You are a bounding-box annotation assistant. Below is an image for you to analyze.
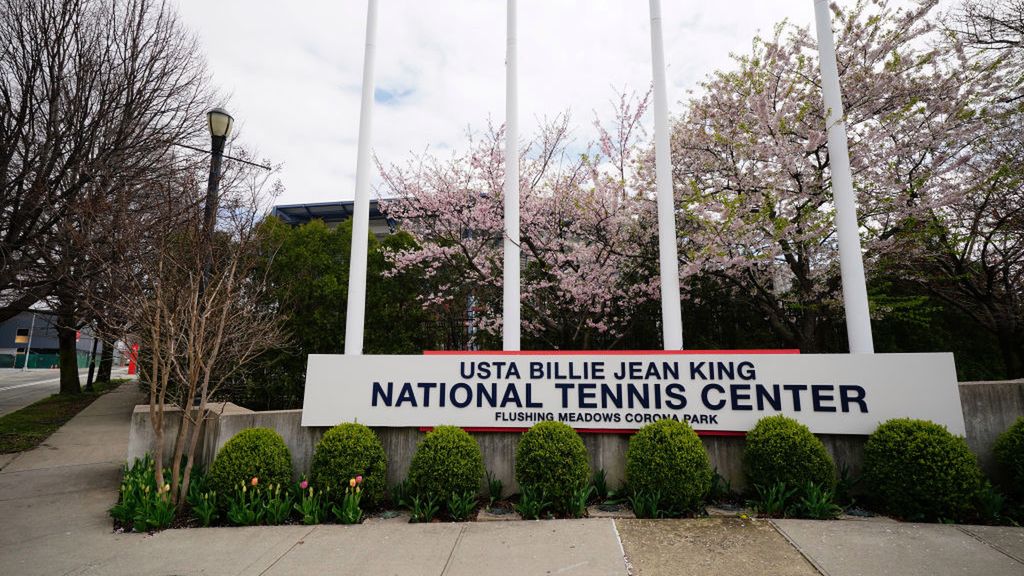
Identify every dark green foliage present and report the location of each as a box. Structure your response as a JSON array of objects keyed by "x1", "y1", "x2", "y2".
[
  {"x1": 515, "y1": 421, "x2": 591, "y2": 515},
  {"x1": 708, "y1": 467, "x2": 734, "y2": 503},
  {"x1": 190, "y1": 490, "x2": 218, "y2": 526},
  {"x1": 568, "y1": 485, "x2": 594, "y2": 518},
  {"x1": 747, "y1": 482, "x2": 797, "y2": 517},
  {"x1": 863, "y1": 418, "x2": 984, "y2": 522},
  {"x1": 446, "y1": 491, "x2": 478, "y2": 521},
  {"x1": 486, "y1": 471, "x2": 503, "y2": 507},
  {"x1": 977, "y1": 482, "x2": 1007, "y2": 524},
  {"x1": 748, "y1": 481, "x2": 842, "y2": 519},
  {"x1": 868, "y1": 279, "x2": 1009, "y2": 381},
  {"x1": 514, "y1": 485, "x2": 550, "y2": 520},
  {"x1": 408, "y1": 426, "x2": 485, "y2": 503},
  {"x1": 592, "y1": 469, "x2": 609, "y2": 500},
  {"x1": 793, "y1": 482, "x2": 843, "y2": 520},
  {"x1": 834, "y1": 463, "x2": 860, "y2": 508},
  {"x1": 185, "y1": 468, "x2": 218, "y2": 526},
  {"x1": 238, "y1": 218, "x2": 439, "y2": 410},
  {"x1": 390, "y1": 479, "x2": 412, "y2": 509},
  {"x1": 209, "y1": 428, "x2": 293, "y2": 498},
  {"x1": 310, "y1": 422, "x2": 387, "y2": 507},
  {"x1": 629, "y1": 489, "x2": 665, "y2": 519},
  {"x1": 109, "y1": 454, "x2": 177, "y2": 532},
  {"x1": 993, "y1": 417, "x2": 1024, "y2": 500},
  {"x1": 744, "y1": 415, "x2": 836, "y2": 490},
  {"x1": 409, "y1": 493, "x2": 440, "y2": 523},
  {"x1": 625, "y1": 419, "x2": 712, "y2": 514}
]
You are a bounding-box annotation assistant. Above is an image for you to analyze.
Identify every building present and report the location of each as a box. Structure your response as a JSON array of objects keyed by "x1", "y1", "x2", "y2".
[
  {"x1": 271, "y1": 199, "x2": 395, "y2": 237},
  {"x1": 0, "y1": 311, "x2": 102, "y2": 369}
]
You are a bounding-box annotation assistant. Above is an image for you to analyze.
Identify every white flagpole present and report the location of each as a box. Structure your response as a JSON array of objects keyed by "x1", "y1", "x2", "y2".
[
  {"x1": 503, "y1": 0, "x2": 521, "y2": 351},
  {"x1": 344, "y1": 0, "x2": 378, "y2": 355},
  {"x1": 648, "y1": 0, "x2": 684, "y2": 350},
  {"x1": 813, "y1": 0, "x2": 874, "y2": 353}
]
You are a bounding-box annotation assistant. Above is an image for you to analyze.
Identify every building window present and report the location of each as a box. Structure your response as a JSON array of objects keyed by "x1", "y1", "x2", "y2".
[{"x1": 14, "y1": 327, "x2": 29, "y2": 344}]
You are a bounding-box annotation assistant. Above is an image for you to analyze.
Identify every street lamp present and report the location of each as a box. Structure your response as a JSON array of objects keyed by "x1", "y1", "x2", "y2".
[
  {"x1": 202, "y1": 107, "x2": 233, "y2": 289},
  {"x1": 207, "y1": 107, "x2": 233, "y2": 141},
  {"x1": 204, "y1": 107, "x2": 233, "y2": 232}
]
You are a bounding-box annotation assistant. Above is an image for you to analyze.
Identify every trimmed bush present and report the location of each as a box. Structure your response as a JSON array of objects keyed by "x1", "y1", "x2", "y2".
[
  {"x1": 863, "y1": 418, "x2": 983, "y2": 521},
  {"x1": 408, "y1": 426, "x2": 485, "y2": 503},
  {"x1": 310, "y1": 422, "x2": 387, "y2": 507},
  {"x1": 626, "y1": 419, "x2": 712, "y2": 513},
  {"x1": 515, "y1": 421, "x2": 590, "y2": 514},
  {"x1": 744, "y1": 415, "x2": 835, "y2": 490},
  {"x1": 209, "y1": 428, "x2": 293, "y2": 497},
  {"x1": 992, "y1": 417, "x2": 1024, "y2": 500}
]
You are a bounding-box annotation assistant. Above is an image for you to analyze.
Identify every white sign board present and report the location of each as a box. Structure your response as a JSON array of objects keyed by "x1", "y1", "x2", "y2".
[{"x1": 301, "y1": 352, "x2": 966, "y2": 436}]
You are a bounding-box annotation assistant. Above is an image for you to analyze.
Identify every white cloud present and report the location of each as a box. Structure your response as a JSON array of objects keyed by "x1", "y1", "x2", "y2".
[{"x1": 172, "y1": 1, "x2": 829, "y2": 204}]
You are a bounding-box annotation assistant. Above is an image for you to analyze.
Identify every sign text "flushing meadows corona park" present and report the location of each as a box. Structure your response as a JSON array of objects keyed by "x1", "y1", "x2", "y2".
[{"x1": 369, "y1": 359, "x2": 869, "y2": 418}]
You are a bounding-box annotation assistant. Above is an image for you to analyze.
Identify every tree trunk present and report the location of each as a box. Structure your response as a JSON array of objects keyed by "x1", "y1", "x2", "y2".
[
  {"x1": 57, "y1": 312, "x2": 81, "y2": 395},
  {"x1": 97, "y1": 340, "x2": 114, "y2": 382},
  {"x1": 997, "y1": 330, "x2": 1024, "y2": 379}
]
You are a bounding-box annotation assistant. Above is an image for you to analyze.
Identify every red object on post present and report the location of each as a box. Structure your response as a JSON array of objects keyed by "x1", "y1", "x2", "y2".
[{"x1": 128, "y1": 343, "x2": 139, "y2": 375}]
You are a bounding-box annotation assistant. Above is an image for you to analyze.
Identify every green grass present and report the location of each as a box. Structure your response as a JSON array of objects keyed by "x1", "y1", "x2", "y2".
[{"x1": 0, "y1": 378, "x2": 129, "y2": 454}]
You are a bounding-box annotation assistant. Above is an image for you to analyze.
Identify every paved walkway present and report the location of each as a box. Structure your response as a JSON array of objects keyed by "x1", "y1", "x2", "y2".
[
  {"x1": 0, "y1": 367, "x2": 130, "y2": 417},
  {"x1": 0, "y1": 382, "x2": 1022, "y2": 575}
]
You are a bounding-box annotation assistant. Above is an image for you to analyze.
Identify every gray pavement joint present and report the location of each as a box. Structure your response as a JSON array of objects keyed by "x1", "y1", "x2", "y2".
[
  {"x1": 957, "y1": 525, "x2": 1024, "y2": 565},
  {"x1": 439, "y1": 524, "x2": 469, "y2": 576},
  {"x1": 256, "y1": 525, "x2": 318, "y2": 576},
  {"x1": 768, "y1": 519, "x2": 828, "y2": 576}
]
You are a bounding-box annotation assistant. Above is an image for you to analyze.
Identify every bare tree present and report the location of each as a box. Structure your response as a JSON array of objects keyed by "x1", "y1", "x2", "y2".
[
  {"x1": 951, "y1": 0, "x2": 1024, "y2": 50},
  {"x1": 0, "y1": 0, "x2": 212, "y2": 392},
  {"x1": 96, "y1": 149, "x2": 285, "y2": 507}
]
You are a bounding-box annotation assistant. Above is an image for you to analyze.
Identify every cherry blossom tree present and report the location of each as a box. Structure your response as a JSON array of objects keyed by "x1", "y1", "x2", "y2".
[
  {"x1": 669, "y1": 0, "x2": 1002, "y2": 352},
  {"x1": 380, "y1": 95, "x2": 660, "y2": 350}
]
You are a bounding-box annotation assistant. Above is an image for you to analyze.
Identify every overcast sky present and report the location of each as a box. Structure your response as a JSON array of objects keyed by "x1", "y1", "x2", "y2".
[{"x1": 172, "y1": 1, "x2": 848, "y2": 206}]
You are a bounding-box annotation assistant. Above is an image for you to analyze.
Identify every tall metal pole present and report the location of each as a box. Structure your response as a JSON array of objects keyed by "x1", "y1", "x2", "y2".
[
  {"x1": 344, "y1": 0, "x2": 379, "y2": 355},
  {"x1": 813, "y1": 0, "x2": 874, "y2": 353},
  {"x1": 21, "y1": 312, "x2": 36, "y2": 371},
  {"x1": 648, "y1": 0, "x2": 684, "y2": 350},
  {"x1": 201, "y1": 133, "x2": 226, "y2": 296},
  {"x1": 503, "y1": 0, "x2": 521, "y2": 351}
]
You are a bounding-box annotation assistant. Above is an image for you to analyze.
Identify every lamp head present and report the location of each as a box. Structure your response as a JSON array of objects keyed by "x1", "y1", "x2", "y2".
[{"x1": 207, "y1": 107, "x2": 234, "y2": 139}]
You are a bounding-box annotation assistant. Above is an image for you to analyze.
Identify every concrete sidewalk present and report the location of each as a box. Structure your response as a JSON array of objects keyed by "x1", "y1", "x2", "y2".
[{"x1": 1, "y1": 381, "x2": 1022, "y2": 576}]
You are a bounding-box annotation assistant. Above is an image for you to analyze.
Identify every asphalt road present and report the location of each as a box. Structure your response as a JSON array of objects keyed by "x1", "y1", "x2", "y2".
[{"x1": 0, "y1": 368, "x2": 127, "y2": 418}]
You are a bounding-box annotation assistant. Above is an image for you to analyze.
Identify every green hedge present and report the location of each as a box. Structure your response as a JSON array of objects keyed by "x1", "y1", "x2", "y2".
[
  {"x1": 408, "y1": 426, "x2": 484, "y2": 502},
  {"x1": 863, "y1": 418, "x2": 983, "y2": 521},
  {"x1": 626, "y1": 419, "x2": 712, "y2": 513},
  {"x1": 515, "y1": 421, "x2": 590, "y2": 514},
  {"x1": 743, "y1": 415, "x2": 835, "y2": 490},
  {"x1": 209, "y1": 428, "x2": 293, "y2": 496},
  {"x1": 310, "y1": 422, "x2": 387, "y2": 507},
  {"x1": 993, "y1": 417, "x2": 1024, "y2": 500}
]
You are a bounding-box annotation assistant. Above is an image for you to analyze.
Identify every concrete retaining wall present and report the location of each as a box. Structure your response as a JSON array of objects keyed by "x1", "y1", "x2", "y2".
[
  {"x1": 127, "y1": 380, "x2": 1024, "y2": 493},
  {"x1": 959, "y1": 379, "x2": 1024, "y2": 481}
]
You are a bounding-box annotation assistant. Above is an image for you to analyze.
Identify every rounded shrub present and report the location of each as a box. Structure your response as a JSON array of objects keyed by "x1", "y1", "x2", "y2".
[
  {"x1": 863, "y1": 418, "x2": 983, "y2": 521},
  {"x1": 515, "y1": 421, "x2": 590, "y2": 514},
  {"x1": 310, "y1": 422, "x2": 387, "y2": 507},
  {"x1": 744, "y1": 415, "x2": 835, "y2": 490},
  {"x1": 626, "y1": 419, "x2": 712, "y2": 513},
  {"x1": 209, "y1": 427, "x2": 293, "y2": 496},
  {"x1": 992, "y1": 417, "x2": 1024, "y2": 500},
  {"x1": 408, "y1": 425, "x2": 485, "y2": 502}
]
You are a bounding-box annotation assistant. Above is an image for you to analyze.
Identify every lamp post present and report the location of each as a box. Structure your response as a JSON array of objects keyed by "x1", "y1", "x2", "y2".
[{"x1": 202, "y1": 108, "x2": 234, "y2": 290}]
